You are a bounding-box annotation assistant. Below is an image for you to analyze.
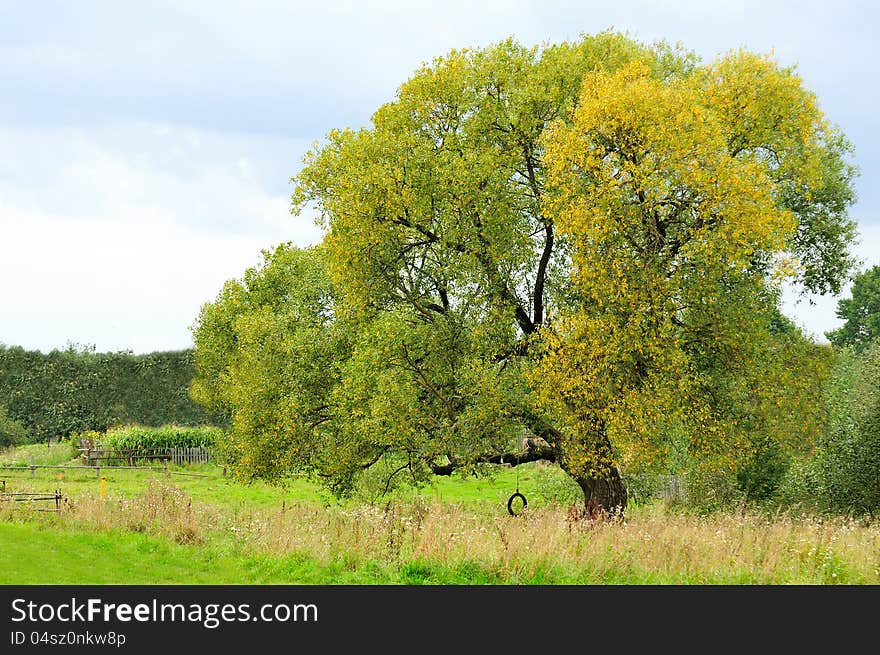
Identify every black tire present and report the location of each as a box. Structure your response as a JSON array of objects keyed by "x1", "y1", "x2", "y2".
[{"x1": 507, "y1": 491, "x2": 527, "y2": 516}]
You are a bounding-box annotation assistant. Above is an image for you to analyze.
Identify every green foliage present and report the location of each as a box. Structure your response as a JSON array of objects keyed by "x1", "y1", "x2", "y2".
[
  {"x1": 777, "y1": 343, "x2": 880, "y2": 515},
  {"x1": 725, "y1": 309, "x2": 832, "y2": 503},
  {"x1": 826, "y1": 265, "x2": 880, "y2": 351},
  {"x1": 775, "y1": 456, "x2": 823, "y2": 511},
  {"x1": 0, "y1": 403, "x2": 29, "y2": 448},
  {"x1": 815, "y1": 345, "x2": 880, "y2": 514},
  {"x1": 0, "y1": 344, "x2": 226, "y2": 441},
  {"x1": 102, "y1": 425, "x2": 222, "y2": 450},
  {"x1": 622, "y1": 473, "x2": 674, "y2": 508},
  {"x1": 642, "y1": 304, "x2": 832, "y2": 511},
  {"x1": 532, "y1": 464, "x2": 584, "y2": 506},
  {"x1": 681, "y1": 465, "x2": 741, "y2": 514},
  {"x1": 735, "y1": 437, "x2": 788, "y2": 502},
  {"x1": 349, "y1": 454, "x2": 424, "y2": 504},
  {"x1": 193, "y1": 33, "x2": 856, "y2": 515},
  {"x1": 68, "y1": 429, "x2": 103, "y2": 446},
  {"x1": 191, "y1": 244, "x2": 350, "y2": 484}
]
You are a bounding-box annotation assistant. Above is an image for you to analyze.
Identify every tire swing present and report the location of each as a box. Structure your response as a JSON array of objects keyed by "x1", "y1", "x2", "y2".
[
  {"x1": 507, "y1": 491, "x2": 527, "y2": 516},
  {"x1": 506, "y1": 462, "x2": 528, "y2": 517}
]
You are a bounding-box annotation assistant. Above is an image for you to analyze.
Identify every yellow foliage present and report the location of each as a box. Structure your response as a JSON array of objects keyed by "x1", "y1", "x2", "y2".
[{"x1": 532, "y1": 51, "x2": 829, "y2": 477}]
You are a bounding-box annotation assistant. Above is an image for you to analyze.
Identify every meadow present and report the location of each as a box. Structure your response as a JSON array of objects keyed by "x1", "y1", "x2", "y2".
[{"x1": 1, "y1": 444, "x2": 878, "y2": 585}]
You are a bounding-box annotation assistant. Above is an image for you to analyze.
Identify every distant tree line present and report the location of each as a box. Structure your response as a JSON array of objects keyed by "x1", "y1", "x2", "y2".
[{"x1": 0, "y1": 344, "x2": 227, "y2": 444}]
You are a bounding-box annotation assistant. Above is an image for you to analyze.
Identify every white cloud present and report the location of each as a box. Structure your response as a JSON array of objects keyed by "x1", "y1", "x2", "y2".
[
  {"x1": 0, "y1": 123, "x2": 323, "y2": 353},
  {"x1": 0, "y1": 123, "x2": 315, "y2": 238},
  {"x1": 0, "y1": 202, "x2": 318, "y2": 354}
]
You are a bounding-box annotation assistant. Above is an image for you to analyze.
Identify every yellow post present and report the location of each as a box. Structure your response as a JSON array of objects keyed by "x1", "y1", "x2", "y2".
[{"x1": 100, "y1": 476, "x2": 106, "y2": 499}]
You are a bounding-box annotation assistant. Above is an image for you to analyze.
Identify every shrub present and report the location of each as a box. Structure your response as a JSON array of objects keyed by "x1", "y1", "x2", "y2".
[
  {"x1": 816, "y1": 344, "x2": 880, "y2": 515},
  {"x1": 351, "y1": 455, "x2": 413, "y2": 504},
  {"x1": 778, "y1": 342, "x2": 880, "y2": 515},
  {"x1": 735, "y1": 437, "x2": 788, "y2": 503},
  {"x1": 0, "y1": 403, "x2": 29, "y2": 448},
  {"x1": 681, "y1": 463, "x2": 741, "y2": 514},
  {"x1": 533, "y1": 464, "x2": 583, "y2": 507},
  {"x1": 776, "y1": 456, "x2": 822, "y2": 511},
  {"x1": 0, "y1": 344, "x2": 227, "y2": 441}
]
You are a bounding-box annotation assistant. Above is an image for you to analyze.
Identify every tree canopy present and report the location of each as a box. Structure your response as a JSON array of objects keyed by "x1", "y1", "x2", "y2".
[
  {"x1": 193, "y1": 33, "x2": 857, "y2": 515},
  {"x1": 826, "y1": 264, "x2": 880, "y2": 351}
]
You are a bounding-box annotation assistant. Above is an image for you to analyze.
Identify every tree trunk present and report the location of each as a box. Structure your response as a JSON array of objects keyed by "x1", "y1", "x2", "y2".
[
  {"x1": 557, "y1": 420, "x2": 628, "y2": 519},
  {"x1": 571, "y1": 467, "x2": 628, "y2": 519}
]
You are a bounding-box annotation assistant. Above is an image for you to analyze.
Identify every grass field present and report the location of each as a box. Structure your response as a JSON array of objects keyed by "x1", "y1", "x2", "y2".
[
  {"x1": 1, "y1": 445, "x2": 878, "y2": 584},
  {"x1": 0, "y1": 442, "x2": 79, "y2": 467}
]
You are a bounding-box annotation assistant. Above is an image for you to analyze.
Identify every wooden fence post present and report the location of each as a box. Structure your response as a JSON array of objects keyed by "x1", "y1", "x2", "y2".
[{"x1": 30, "y1": 455, "x2": 35, "y2": 477}]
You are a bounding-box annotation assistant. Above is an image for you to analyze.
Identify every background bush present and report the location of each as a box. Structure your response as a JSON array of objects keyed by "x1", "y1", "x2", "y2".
[
  {"x1": 735, "y1": 437, "x2": 788, "y2": 503},
  {"x1": 815, "y1": 343, "x2": 880, "y2": 514},
  {"x1": 778, "y1": 342, "x2": 880, "y2": 516},
  {"x1": 0, "y1": 402, "x2": 29, "y2": 448},
  {"x1": 532, "y1": 464, "x2": 583, "y2": 506}
]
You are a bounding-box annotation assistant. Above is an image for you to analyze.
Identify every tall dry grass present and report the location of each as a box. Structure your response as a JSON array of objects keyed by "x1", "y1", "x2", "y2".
[{"x1": 14, "y1": 481, "x2": 877, "y2": 583}]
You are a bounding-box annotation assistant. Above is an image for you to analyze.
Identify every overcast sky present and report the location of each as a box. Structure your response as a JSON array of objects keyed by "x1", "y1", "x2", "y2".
[{"x1": 1, "y1": 1, "x2": 877, "y2": 353}]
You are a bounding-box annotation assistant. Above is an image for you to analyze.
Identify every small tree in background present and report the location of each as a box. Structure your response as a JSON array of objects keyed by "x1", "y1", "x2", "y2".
[
  {"x1": 826, "y1": 264, "x2": 880, "y2": 352},
  {"x1": 779, "y1": 343, "x2": 880, "y2": 516},
  {"x1": 0, "y1": 402, "x2": 29, "y2": 448},
  {"x1": 191, "y1": 244, "x2": 351, "y2": 483}
]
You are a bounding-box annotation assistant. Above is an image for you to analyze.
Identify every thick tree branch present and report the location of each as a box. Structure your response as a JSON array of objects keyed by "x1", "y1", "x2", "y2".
[
  {"x1": 533, "y1": 221, "x2": 553, "y2": 326},
  {"x1": 492, "y1": 338, "x2": 530, "y2": 363},
  {"x1": 429, "y1": 440, "x2": 557, "y2": 475},
  {"x1": 522, "y1": 143, "x2": 553, "y2": 327},
  {"x1": 472, "y1": 247, "x2": 536, "y2": 335}
]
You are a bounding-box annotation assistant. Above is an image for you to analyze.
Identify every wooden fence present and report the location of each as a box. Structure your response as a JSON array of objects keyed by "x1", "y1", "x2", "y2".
[
  {"x1": 0, "y1": 489, "x2": 64, "y2": 512},
  {"x1": 77, "y1": 444, "x2": 214, "y2": 467},
  {"x1": 80, "y1": 448, "x2": 171, "y2": 467},
  {"x1": 170, "y1": 447, "x2": 213, "y2": 465},
  {"x1": 656, "y1": 475, "x2": 686, "y2": 502}
]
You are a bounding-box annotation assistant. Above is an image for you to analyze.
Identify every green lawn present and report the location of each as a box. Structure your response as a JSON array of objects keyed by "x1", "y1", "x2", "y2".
[
  {"x1": 0, "y1": 522, "x2": 558, "y2": 584},
  {"x1": 0, "y1": 442, "x2": 78, "y2": 467},
  {"x1": 0, "y1": 459, "x2": 588, "y2": 584},
  {"x1": 0, "y1": 458, "x2": 572, "y2": 512}
]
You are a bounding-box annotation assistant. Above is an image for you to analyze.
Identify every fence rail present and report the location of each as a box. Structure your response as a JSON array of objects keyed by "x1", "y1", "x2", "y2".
[
  {"x1": 0, "y1": 489, "x2": 64, "y2": 512},
  {"x1": 79, "y1": 447, "x2": 171, "y2": 466}
]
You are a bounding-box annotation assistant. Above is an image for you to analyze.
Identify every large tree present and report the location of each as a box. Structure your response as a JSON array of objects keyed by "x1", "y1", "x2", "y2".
[{"x1": 194, "y1": 34, "x2": 856, "y2": 515}]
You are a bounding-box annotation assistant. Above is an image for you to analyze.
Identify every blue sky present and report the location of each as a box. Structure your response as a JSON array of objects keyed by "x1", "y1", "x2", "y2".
[{"x1": 1, "y1": 1, "x2": 877, "y2": 353}]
